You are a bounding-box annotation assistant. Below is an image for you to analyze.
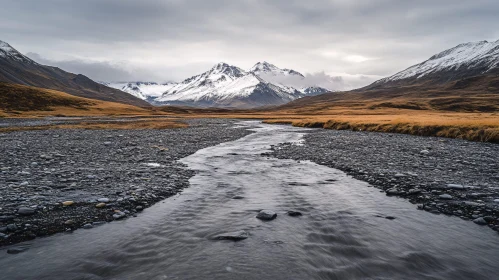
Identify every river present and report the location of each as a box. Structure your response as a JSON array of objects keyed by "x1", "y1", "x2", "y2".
[{"x1": 1, "y1": 121, "x2": 498, "y2": 279}]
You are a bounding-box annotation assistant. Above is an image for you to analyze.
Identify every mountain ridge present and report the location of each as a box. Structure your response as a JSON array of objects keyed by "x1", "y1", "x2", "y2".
[
  {"x1": 0, "y1": 40, "x2": 150, "y2": 107},
  {"x1": 368, "y1": 39, "x2": 499, "y2": 89},
  {"x1": 105, "y1": 61, "x2": 330, "y2": 108}
]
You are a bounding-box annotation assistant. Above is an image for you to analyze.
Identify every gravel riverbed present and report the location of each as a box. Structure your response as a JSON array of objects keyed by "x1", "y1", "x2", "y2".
[
  {"x1": 0, "y1": 119, "x2": 251, "y2": 246},
  {"x1": 1, "y1": 118, "x2": 498, "y2": 248},
  {"x1": 268, "y1": 127, "x2": 499, "y2": 233}
]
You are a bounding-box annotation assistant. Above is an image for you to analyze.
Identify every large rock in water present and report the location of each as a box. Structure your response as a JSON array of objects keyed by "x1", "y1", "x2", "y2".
[
  {"x1": 214, "y1": 231, "x2": 249, "y2": 241},
  {"x1": 256, "y1": 210, "x2": 277, "y2": 221}
]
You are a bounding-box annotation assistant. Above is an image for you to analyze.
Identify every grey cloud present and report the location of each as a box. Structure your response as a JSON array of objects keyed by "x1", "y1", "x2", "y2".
[
  {"x1": 2, "y1": 0, "x2": 499, "y2": 85},
  {"x1": 26, "y1": 53, "x2": 152, "y2": 82},
  {"x1": 259, "y1": 71, "x2": 380, "y2": 91}
]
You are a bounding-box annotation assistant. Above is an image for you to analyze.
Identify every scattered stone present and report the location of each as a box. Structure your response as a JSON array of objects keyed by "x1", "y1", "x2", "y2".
[
  {"x1": 386, "y1": 188, "x2": 402, "y2": 195},
  {"x1": 214, "y1": 231, "x2": 249, "y2": 241},
  {"x1": 232, "y1": 195, "x2": 244, "y2": 199},
  {"x1": 385, "y1": 216, "x2": 396, "y2": 220},
  {"x1": 0, "y1": 216, "x2": 15, "y2": 222},
  {"x1": 95, "y1": 203, "x2": 106, "y2": 208},
  {"x1": 483, "y1": 216, "x2": 495, "y2": 223},
  {"x1": 7, "y1": 247, "x2": 29, "y2": 254},
  {"x1": 473, "y1": 217, "x2": 488, "y2": 225},
  {"x1": 420, "y1": 150, "x2": 430, "y2": 155},
  {"x1": 439, "y1": 194, "x2": 453, "y2": 200},
  {"x1": 287, "y1": 211, "x2": 302, "y2": 217},
  {"x1": 64, "y1": 220, "x2": 75, "y2": 225},
  {"x1": 447, "y1": 184, "x2": 465, "y2": 189},
  {"x1": 62, "y1": 201, "x2": 74, "y2": 206},
  {"x1": 135, "y1": 206, "x2": 143, "y2": 211},
  {"x1": 17, "y1": 207, "x2": 36, "y2": 216},
  {"x1": 113, "y1": 211, "x2": 126, "y2": 220},
  {"x1": 7, "y1": 224, "x2": 17, "y2": 232},
  {"x1": 83, "y1": 224, "x2": 93, "y2": 229},
  {"x1": 408, "y1": 189, "x2": 422, "y2": 195},
  {"x1": 256, "y1": 210, "x2": 277, "y2": 221},
  {"x1": 97, "y1": 198, "x2": 110, "y2": 203}
]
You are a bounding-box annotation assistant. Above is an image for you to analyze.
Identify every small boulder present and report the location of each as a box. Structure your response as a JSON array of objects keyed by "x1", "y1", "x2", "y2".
[
  {"x1": 214, "y1": 231, "x2": 249, "y2": 241},
  {"x1": 287, "y1": 211, "x2": 302, "y2": 217},
  {"x1": 439, "y1": 194, "x2": 453, "y2": 200},
  {"x1": 447, "y1": 184, "x2": 464, "y2": 190},
  {"x1": 232, "y1": 196, "x2": 244, "y2": 200},
  {"x1": 62, "y1": 201, "x2": 74, "y2": 206},
  {"x1": 7, "y1": 247, "x2": 29, "y2": 254},
  {"x1": 83, "y1": 224, "x2": 93, "y2": 229},
  {"x1": 113, "y1": 211, "x2": 126, "y2": 220},
  {"x1": 256, "y1": 210, "x2": 277, "y2": 221},
  {"x1": 17, "y1": 207, "x2": 36, "y2": 216},
  {"x1": 473, "y1": 217, "x2": 487, "y2": 225},
  {"x1": 386, "y1": 188, "x2": 402, "y2": 195},
  {"x1": 408, "y1": 189, "x2": 422, "y2": 195}
]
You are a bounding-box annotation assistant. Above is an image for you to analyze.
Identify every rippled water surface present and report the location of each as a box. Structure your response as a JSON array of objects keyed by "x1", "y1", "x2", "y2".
[{"x1": 1, "y1": 121, "x2": 498, "y2": 280}]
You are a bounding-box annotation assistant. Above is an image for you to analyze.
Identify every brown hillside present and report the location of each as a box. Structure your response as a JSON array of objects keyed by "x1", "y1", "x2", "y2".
[{"x1": 0, "y1": 82, "x2": 152, "y2": 117}]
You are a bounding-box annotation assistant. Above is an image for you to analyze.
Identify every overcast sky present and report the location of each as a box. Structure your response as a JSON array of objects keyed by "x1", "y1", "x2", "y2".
[{"x1": 2, "y1": 0, "x2": 499, "y2": 89}]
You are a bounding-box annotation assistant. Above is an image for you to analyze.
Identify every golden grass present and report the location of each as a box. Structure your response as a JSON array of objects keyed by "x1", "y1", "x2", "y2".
[
  {"x1": 0, "y1": 119, "x2": 187, "y2": 133},
  {"x1": 260, "y1": 111, "x2": 499, "y2": 143},
  {"x1": 1, "y1": 81, "x2": 498, "y2": 143},
  {"x1": 159, "y1": 106, "x2": 499, "y2": 143}
]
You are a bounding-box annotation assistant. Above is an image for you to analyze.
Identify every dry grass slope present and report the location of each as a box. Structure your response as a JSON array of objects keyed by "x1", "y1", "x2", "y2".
[{"x1": 0, "y1": 82, "x2": 160, "y2": 117}]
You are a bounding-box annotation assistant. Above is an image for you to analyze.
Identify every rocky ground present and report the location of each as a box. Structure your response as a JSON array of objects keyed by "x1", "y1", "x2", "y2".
[
  {"x1": 0, "y1": 118, "x2": 251, "y2": 246},
  {"x1": 267, "y1": 128, "x2": 499, "y2": 233}
]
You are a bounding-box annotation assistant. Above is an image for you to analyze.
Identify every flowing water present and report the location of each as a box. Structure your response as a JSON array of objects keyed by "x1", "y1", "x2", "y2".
[{"x1": 1, "y1": 121, "x2": 498, "y2": 280}]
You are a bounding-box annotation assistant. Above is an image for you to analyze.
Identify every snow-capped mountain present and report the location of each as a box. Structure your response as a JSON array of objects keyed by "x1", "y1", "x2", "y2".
[
  {"x1": 154, "y1": 62, "x2": 300, "y2": 108},
  {"x1": 102, "y1": 82, "x2": 177, "y2": 101},
  {"x1": 152, "y1": 62, "x2": 329, "y2": 108},
  {"x1": 371, "y1": 39, "x2": 499, "y2": 87}
]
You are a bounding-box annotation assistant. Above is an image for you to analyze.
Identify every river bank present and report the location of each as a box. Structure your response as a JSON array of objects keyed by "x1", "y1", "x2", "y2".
[
  {"x1": 0, "y1": 118, "x2": 251, "y2": 246},
  {"x1": 268, "y1": 126, "x2": 499, "y2": 232}
]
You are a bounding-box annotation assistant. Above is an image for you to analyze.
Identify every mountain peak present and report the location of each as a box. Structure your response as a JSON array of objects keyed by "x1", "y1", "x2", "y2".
[
  {"x1": 250, "y1": 61, "x2": 280, "y2": 73},
  {"x1": 209, "y1": 62, "x2": 246, "y2": 78},
  {"x1": 0, "y1": 40, "x2": 36, "y2": 64},
  {"x1": 250, "y1": 61, "x2": 304, "y2": 78}
]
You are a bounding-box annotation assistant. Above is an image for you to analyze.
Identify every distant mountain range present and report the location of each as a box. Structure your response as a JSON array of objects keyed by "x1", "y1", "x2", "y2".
[
  {"x1": 0, "y1": 40, "x2": 149, "y2": 107},
  {"x1": 281, "y1": 39, "x2": 499, "y2": 112},
  {"x1": 103, "y1": 62, "x2": 330, "y2": 108},
  {"x1": 1, "y1": 38, "x2": 498, "y2": 110}
]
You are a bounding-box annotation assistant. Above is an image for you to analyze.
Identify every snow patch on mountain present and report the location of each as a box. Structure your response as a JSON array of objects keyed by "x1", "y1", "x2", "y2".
[
  {"x1": 0, "y1": 40, "x2": 37, "y2": 64},
  {"x1": 102, "y1": 82, "x2": 176, "y2": 100}
]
